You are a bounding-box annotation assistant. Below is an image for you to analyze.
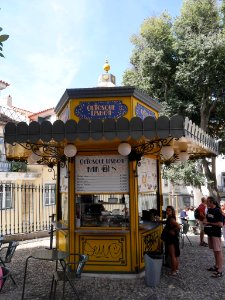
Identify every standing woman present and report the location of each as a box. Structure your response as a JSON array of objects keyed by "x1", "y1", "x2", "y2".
[
  {"x1": 220, "y1": 201, "x2": 225, "y2": 248},
  {"x1": 161, "y1": 205, "x2": 181, "y2": 276}
]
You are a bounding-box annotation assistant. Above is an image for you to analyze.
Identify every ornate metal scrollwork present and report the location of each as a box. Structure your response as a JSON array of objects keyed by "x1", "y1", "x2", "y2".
[
  {"x1": 128, "y1": 137, "x2": 174, "y2": 162},
  {"x1": 17, "y1": 142, "x2": 66, "y2": 178}
]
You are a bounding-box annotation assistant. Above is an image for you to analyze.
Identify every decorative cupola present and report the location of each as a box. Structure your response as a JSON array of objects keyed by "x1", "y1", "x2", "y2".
[{"x1": 97, "y1": 58, "x2": 116, "y2": 87}]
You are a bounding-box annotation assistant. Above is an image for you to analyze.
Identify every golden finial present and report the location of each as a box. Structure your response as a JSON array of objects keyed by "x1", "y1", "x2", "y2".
[{"x1": 103, "y1": 58, "x2": 110, "y2": 73}]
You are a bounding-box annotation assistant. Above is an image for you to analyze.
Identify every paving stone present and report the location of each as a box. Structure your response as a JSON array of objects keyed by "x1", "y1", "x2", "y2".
[{"x1": 0, "y1": 235, "x2": 225, "y2": 299}]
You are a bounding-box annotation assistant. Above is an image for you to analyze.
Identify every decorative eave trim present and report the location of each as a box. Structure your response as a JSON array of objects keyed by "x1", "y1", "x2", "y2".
[{"x1": 4, "y1": 115, "x2": 218, "y2": 156}]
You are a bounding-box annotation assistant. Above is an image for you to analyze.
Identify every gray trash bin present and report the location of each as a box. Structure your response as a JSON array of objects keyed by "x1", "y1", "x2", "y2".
[{"x1": 144, "y1": 252, "x2": 163, "y2": 287}]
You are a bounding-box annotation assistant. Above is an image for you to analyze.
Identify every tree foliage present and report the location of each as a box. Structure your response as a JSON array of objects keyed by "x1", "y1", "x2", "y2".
[
  {"x1": 10, "y1": 161, "x2": 27, "y2": 172},
  {"x1": 123, "y1": 0, "x2": 225, "y2": 195},
  {"x1": 0, "y1": 9, "x2": 9, "y2": 58},
  {"x1": 162, "y1": 160, "x2": 206, "y2": 188}
]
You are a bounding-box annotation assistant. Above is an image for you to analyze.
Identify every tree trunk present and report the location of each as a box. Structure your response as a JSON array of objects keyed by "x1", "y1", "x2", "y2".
[
  {"x1": 200, "y1": 95, "x2": 219, "y2": 200},
  {"x1": 200, "y1": 95, "x2": 218, "y2": 131},
  {"x1": 202, "y1": 157, "x2": 220, "y2": 200},
  {"x1": 200, "y1": 97, "x2": 208, "y2": 130}
]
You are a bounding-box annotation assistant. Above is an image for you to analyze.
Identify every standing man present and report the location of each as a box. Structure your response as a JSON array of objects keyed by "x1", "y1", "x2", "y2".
[
  {"x1": 205, "y1": 196, "x2": 223, "y2": 278},
  {"x1": 180, "y1": 207, "x2": 188, "y2": 224},
  {"x1": 196, "y1": 197, "x2": 208, "y2": 246},
  {"x1": 220, "y1": 201, "x2": 225, "y2": 248}
]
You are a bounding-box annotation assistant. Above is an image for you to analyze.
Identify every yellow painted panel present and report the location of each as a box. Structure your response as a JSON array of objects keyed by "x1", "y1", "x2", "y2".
[
  {"x1": 139, "y1": 227, "x2": 162, "y2": 269},
  {"x1": 75, "y1": 233, "x2": 131, "y2": 272},
  {"x1": 68, "y1": 159, "x2": 75, "y2": 255},
  {"x1": 57, "y1": 230, "x2": 69, "y2": 252},
  {"x1": 128, "y1": 161, "x2": 140, "y2": 272}
]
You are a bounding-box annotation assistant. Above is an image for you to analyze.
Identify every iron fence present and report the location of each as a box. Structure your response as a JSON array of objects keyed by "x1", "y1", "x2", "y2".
[{"x1": 0, "y1": 183, "x2": 56, "y2": 236}]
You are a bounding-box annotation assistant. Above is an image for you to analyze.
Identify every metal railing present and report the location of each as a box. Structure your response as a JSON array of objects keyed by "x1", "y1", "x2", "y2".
[{"x1": 0, "y1": 183, "x2": 56, "y2": 236}]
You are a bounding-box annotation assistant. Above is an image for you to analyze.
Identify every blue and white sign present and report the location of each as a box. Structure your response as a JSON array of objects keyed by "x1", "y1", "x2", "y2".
[
  {"x1": 75, "y1": 100, "x2": 128, "y2": 119},
  {"x1": 135, "y1": 103, "x2": 156, "y2": 120}
]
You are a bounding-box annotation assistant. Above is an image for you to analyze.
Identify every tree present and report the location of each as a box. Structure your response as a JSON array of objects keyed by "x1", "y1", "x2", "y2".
[
  {"x1": 122, "y1": 0, "x2": 225, "y2": 197},
  {"x1": 0, "y1": 21, "x2": 9, "y2": 57},
  {"x1": 162, "y1": 160, "x2": 206, "y2": 188},
  {"x1": 10, "y1": 161, "x2": 27, "y2": 172}
]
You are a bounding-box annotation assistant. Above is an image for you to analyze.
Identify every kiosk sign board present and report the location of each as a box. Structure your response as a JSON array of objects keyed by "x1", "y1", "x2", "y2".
[
  {"x1": 75, "y1": 155, "x2": 129, "y2": 193},
  {"x1": 75, "y1": 100, "x2": 128, "y2": 119}
]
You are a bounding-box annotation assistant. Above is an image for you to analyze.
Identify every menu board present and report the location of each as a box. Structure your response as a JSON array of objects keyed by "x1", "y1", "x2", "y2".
[
  {"x1": 137, "y1": 157, "x2": 158, "y2": 192},
  {"x1": 75, "y1": 155, "x2": 129, "y2": 193}
]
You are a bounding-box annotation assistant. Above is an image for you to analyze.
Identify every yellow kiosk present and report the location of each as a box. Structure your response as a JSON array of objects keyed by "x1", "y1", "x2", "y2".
[{"x1": 4, "y1": 62, "x2": 218, "y2": 275}]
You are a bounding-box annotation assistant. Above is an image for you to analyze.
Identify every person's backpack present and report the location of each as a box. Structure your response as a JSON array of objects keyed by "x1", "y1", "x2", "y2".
[{"x1": 194, "y1": 208, "x2": 200, "y2": 219}]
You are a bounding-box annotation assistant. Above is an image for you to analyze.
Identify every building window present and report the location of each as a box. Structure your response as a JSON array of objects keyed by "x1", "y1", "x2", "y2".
[
  {"x1": 0, "y1": 184, "x2": 12, "y2": 209},
  {"x1": 44, "y1": 184, "x2": 56, "y2": 206}
]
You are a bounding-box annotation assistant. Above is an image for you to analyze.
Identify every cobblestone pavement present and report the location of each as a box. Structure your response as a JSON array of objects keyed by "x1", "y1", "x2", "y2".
[{"x1": 0, "y1": 234, "x2": 225, "y2": 299}]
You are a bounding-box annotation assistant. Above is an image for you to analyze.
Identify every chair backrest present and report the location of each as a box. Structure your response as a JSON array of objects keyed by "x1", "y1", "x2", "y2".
[
  {"x1": 0, "y1": 241, "x2": 19, "y2": 264},
  {"x1": 182, "y1": 223, "x2": 190, "y2": 234},
  {"x1": 75, "y1": 254, "x2": 89, "y2": 278}
]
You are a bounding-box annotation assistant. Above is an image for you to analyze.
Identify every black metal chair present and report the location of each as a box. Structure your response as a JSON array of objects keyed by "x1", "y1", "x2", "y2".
[
  {"x1": 0, "y1": 266, "x2": 11, "y2": 292},
  {"x1": 47, "y1": 214, "x2": 56, "y2": 250},
  {"x1": 0, "y1": 241, "x2": 19, "y2": 285},
  {"x1": 0, "y1": 236, "x2": 4, "y2": 248},
  {"x1": 180, "y1": 223, "x2": 193, "y2": 248},
  {"x1": 50, "y1": 253, "x2": 89, "y2": 299}
]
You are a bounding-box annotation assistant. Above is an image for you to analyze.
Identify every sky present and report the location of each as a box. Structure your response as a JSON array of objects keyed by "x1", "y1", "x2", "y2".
[{"x1": 0, "y1": 0, "x2": 183, "y2": 113}]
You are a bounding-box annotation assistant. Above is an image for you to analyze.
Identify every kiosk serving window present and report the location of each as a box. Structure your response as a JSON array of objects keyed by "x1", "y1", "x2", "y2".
[
  {"x1": 76, "y1": 194, "x2": 129, "y2": 227},
  {"x1": 137, "y1": 157, "x2": 158, "y2": 222},
  {"x1": 75, "y1": 155, "x2": 129, "y2": 228}
]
